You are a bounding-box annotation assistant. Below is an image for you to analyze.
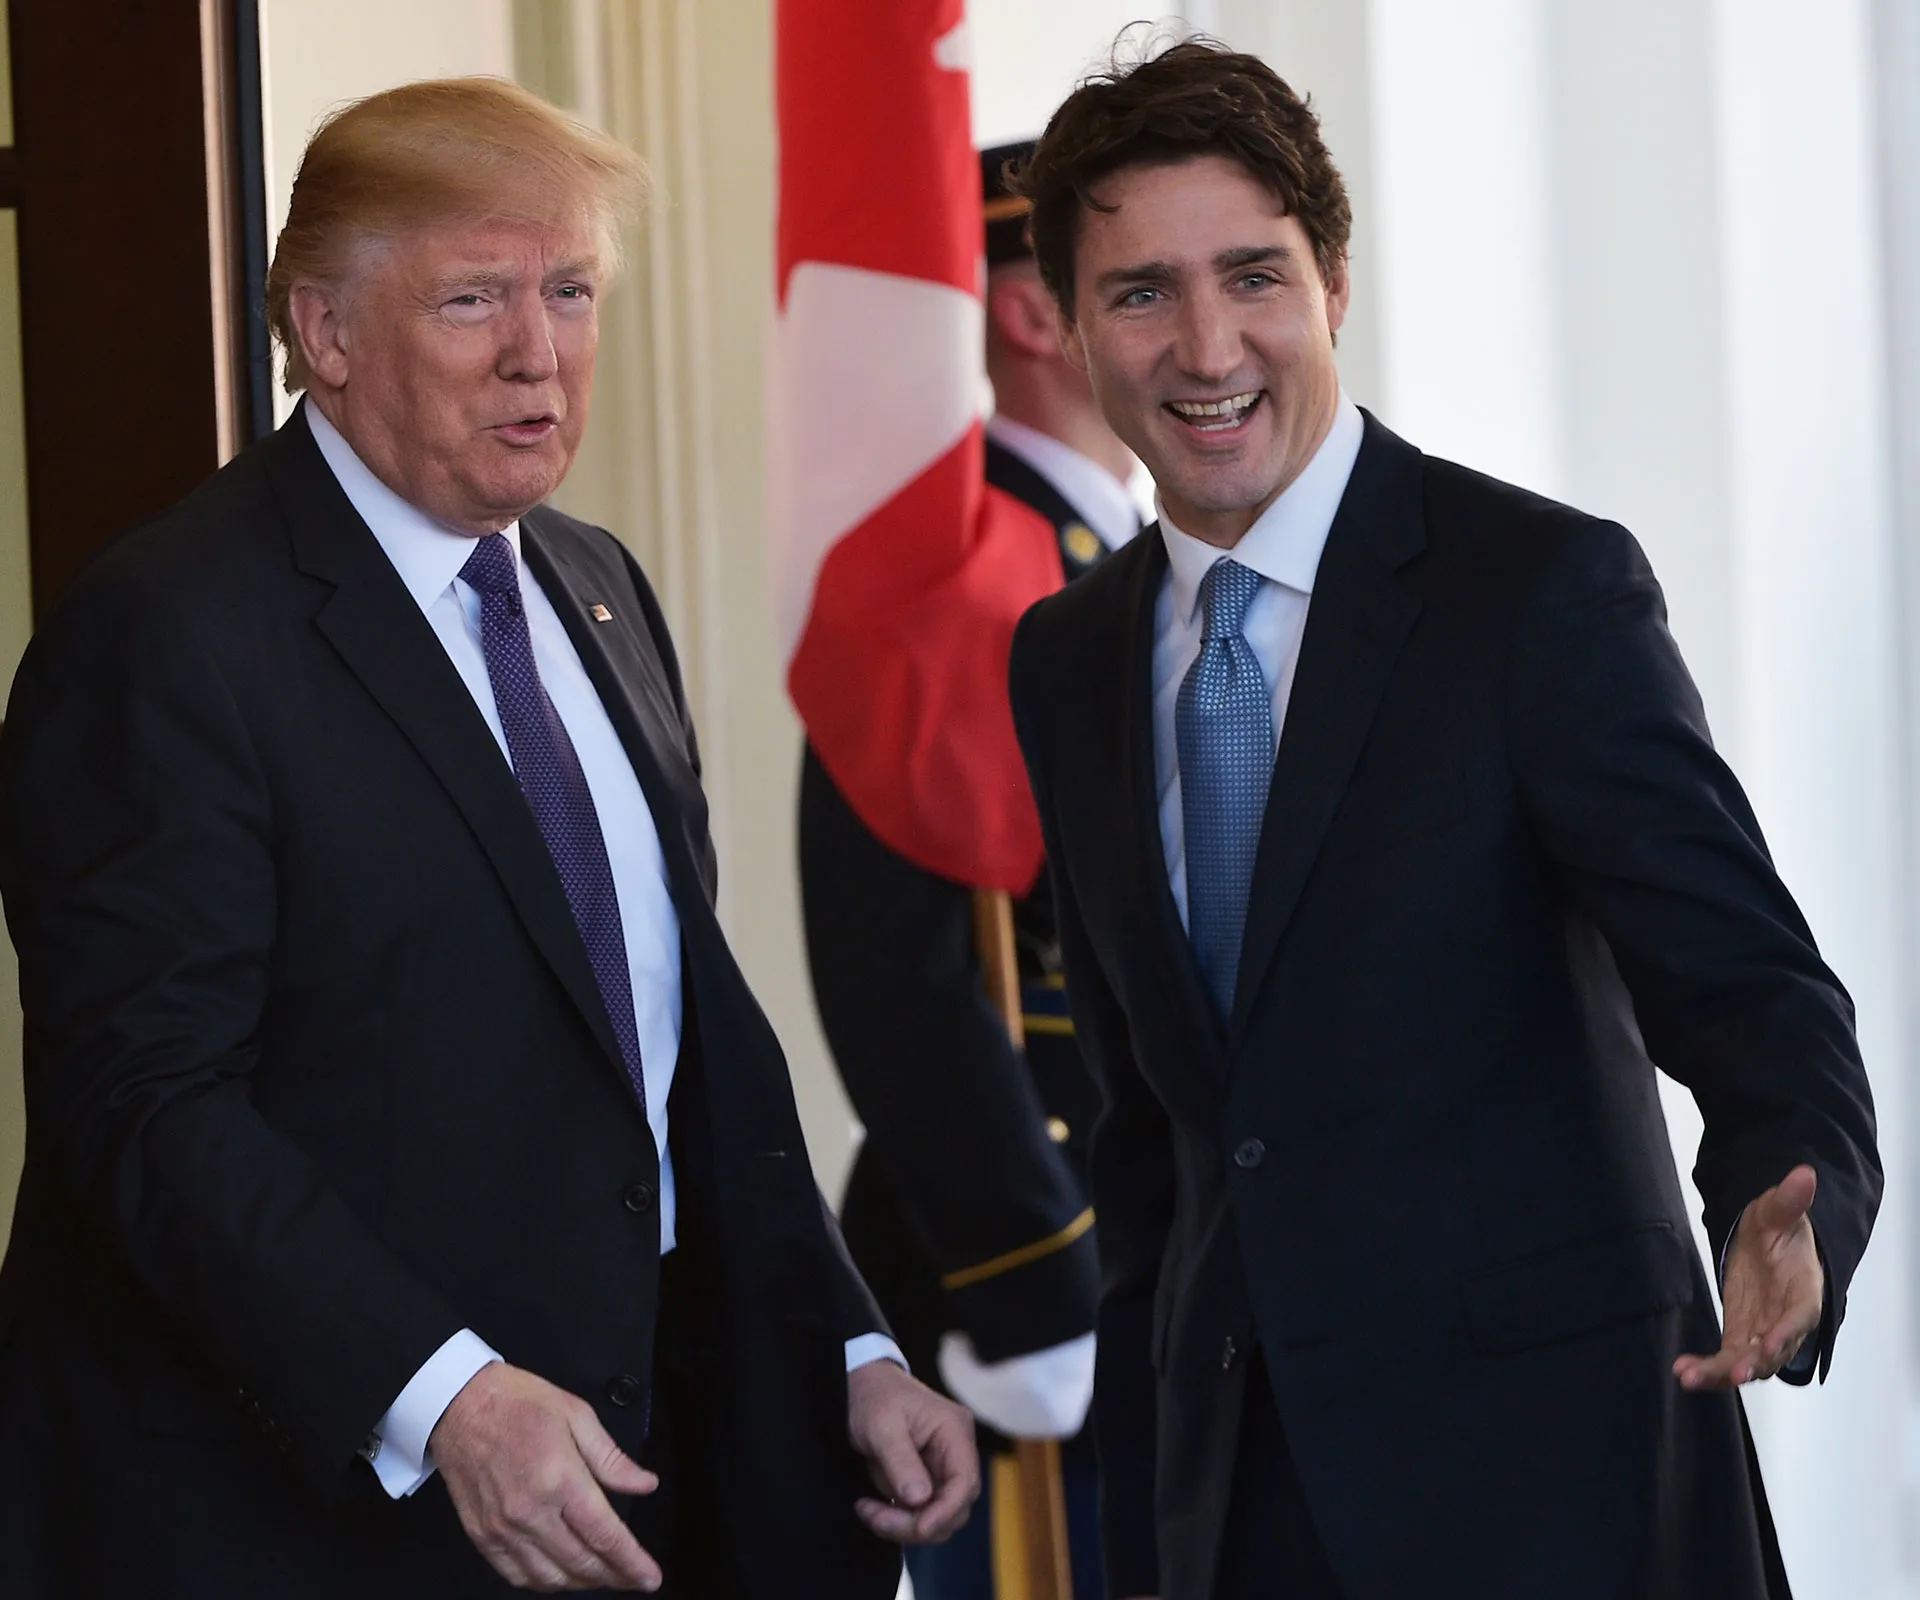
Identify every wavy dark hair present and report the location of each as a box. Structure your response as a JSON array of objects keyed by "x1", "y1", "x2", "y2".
[{"x1": 1008, "y1": 35, "x2": 1351, "y2": 316}]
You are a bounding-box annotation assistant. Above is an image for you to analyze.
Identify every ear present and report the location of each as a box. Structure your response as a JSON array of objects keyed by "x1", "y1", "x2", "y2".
[
  {"x1": 1323, "y1": 252, "x2": 1352, "y2": 340},
  {"x1": 288, "y1": 281, "x2": 353, "y2": 391},
  {"x1": 986, "y1": 267, "x2": 1065, "y2": 361}
]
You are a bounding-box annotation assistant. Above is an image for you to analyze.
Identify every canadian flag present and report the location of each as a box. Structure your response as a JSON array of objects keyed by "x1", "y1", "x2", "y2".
[{"x1": 769, "y1": 0, "x2": 1065, "y2": 893}]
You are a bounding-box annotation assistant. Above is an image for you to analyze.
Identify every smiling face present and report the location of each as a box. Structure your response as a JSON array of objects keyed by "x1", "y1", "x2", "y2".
[
  {"x1": 294, "y1": 214, "x2": 602, "y2": 533},
  {"x1": 1064, "y1": 153, "x2": 1349, "y2": 548}
]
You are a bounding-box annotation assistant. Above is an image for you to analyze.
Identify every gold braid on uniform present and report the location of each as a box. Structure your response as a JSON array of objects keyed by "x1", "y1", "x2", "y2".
[{"x1": 938, "y1": 1207, "x2": 1096, "y2": 1291}]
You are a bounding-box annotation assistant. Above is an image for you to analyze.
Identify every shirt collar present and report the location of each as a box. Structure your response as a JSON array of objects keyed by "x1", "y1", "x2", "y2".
[
  {"x1": 986, "y1": 413, "x2": 1142, "y2": 554},
  {"x1": 302, "y1": 399, "x2": 521, "y2": 615},
  {"x1": 1158, "y1": 391, "x2": 1365, "y2": 627}
]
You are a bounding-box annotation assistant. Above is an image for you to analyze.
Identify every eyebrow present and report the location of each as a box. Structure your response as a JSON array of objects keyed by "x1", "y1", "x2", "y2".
[
  {"x1": 1094, "y1": 242, "x2": 1296, "y2": 295},
  {"x1": 422, "y1": 258, "x2": 600, "y2": 297},
  {"x1": 1216, "y1": 244, "x2": 1293, "y2": 272}
]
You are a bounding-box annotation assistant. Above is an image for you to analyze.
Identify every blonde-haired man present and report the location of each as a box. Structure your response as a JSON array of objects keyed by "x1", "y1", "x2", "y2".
[{"x1": 0, "y1": 79, "x2": 976, "y2": 1597}]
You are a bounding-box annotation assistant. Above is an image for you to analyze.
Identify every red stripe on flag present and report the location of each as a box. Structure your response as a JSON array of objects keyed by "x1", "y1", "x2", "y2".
[
  {"x1": 789, "y1": 424, "x2": 1063, "y2": 892},
  {"x1": 776, "y1": 0, "x2": 974, "y2": 299}
]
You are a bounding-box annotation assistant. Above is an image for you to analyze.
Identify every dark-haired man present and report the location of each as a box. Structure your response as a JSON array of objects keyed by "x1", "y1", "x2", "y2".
[
  {"x1": 801, "y1": 141, "x2": 1140, "y2": 1600},
  {"x1": 1006, "y1": 38, "x2": 1879, "y2": 1600}
]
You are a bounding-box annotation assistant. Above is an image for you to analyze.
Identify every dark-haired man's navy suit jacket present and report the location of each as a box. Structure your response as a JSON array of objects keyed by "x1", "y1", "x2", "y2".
[{"x1": 1008, "y1": 412, "x2": 1880, "y2": 1600}]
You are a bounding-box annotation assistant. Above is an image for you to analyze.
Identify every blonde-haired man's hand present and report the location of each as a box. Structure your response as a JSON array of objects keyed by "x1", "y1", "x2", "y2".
[{"x1": 431, "y1": 1363, "x2": 661, "y2": 1591}]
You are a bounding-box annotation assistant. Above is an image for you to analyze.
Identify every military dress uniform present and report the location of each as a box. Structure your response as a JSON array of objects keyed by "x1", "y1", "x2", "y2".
[
  {"x1": 800, "y1": 450, "x2": 1126, "y2": 1600},
  {"x1": 799, "y1": 141, "x2": 1139, "y2": 1600}
]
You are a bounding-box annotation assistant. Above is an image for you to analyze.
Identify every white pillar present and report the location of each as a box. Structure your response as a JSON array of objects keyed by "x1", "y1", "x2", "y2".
[
  {"x1": 1366, "y1": 0, "x2": 1565, "y2": 497},
  {"x1": 1539, "y1": 0, "x2": 1738, "y2": 725},
  {"x1": 1709, "y1": 2, "x2": 1913, "y2": 1589},
  {"x1": 968, "y1": 0, "x2": 1156, "y2": 145},
  {"x1": 1874, "y1": 0, "x2": 1920, "y2": 1552}
]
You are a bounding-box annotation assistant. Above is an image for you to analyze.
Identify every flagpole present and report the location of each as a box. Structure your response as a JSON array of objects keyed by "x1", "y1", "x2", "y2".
[{"x1": 971, "y1": 888, "x2": 1075, "y2": 1600}]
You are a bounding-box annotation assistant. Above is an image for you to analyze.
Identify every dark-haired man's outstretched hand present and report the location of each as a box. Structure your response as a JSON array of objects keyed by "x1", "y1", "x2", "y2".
[{"x1": 1674, "y1": 1164, "x2": 1824, "y2": 1390}]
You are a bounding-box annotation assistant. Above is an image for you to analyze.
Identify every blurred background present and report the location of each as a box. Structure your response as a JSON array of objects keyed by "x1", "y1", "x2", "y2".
[{"x1": 0, "y1": 2, "x2": 1914, "y2": 1593}]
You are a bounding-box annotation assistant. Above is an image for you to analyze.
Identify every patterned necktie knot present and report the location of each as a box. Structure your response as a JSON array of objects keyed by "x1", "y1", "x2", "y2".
[
  {"x1": 459, "y1": 533, "x2": 522, "y2": 613},
  {"x1": 1199, "y1": 558, "x2": 1262, "y2": 642}
]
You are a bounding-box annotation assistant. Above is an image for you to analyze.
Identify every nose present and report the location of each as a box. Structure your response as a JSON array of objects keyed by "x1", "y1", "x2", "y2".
[
  {"x1": 1173, "y1": 287, "x2": 1242, "y2": 386},
  {"x1": 497, "y1": 293, "x2": 559, "y2": 384}
]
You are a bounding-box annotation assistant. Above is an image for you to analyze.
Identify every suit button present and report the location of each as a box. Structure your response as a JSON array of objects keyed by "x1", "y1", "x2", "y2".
[
  {"x1": 622, "y1": 1182, "x2": 656, "y2": 1214},
  {"x1": 1221, "y1": 1336, "x2": 1239, "y2": 1372},
  {"x1": 607, "y1": 1374, "x2": 645, "y2": 1408},
  {"x1": 1233, "y1": 1139, "x2": 1266, "y2": 1170}
]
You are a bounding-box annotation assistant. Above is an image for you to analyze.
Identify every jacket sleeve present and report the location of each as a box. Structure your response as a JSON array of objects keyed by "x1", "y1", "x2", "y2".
[
  {"x1": 799, "y1": 746, "x2": 1098, "y2": 1362},
  {"x1": 1507, "y1": 519, "x2": 1881, "y2": 1376},
  {"x1": 1010, "y1": 608, "x2": 1169, "y2": 1598},
  {"x1": 0, "y1": 571, "x2": 464, "y2": 1492}
]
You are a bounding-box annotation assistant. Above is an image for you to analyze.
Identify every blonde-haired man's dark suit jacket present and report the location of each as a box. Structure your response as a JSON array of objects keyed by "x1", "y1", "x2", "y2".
[{"x1": 0, "y1": 411, "x2": 900, "y2": 1598}]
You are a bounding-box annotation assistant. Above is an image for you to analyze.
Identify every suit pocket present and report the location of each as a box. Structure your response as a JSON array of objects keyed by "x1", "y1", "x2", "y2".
[{"x1": 1462, "y1": 1221, "x2": 1694, "y2": 1355}]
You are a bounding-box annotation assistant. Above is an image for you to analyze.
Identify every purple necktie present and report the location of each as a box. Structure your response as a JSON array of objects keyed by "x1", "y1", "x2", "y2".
[{"x1": 459, "y1": 533, "x2": 646, "y2": 1114}]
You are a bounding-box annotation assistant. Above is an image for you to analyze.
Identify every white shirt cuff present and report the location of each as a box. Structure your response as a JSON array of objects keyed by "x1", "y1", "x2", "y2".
[
  {"x1": 366, "y1": 1331, "x2": 904, "y2": 1497},
  {"x1": 844, "y1": 1332, "x2": 909, "y2": 1374},
  {"x1": 364, "y1": 1329, "x2": 503, "y2": 1499},
  {"x1": 937, "y1": 1330, "x2": 1095, "y2": 1439}
]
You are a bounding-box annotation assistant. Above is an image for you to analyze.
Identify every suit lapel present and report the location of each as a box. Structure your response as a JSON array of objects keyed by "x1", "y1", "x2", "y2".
[
  {"x1": 1226, "y1": 416, "x2": 1428, "y2": 1046},
  {"x1": 519, "y1": 520, "x2": 719, "y2": 913},
  {"x1": 1122, "y1": 534, "x2": 1229, "y2": 1065},
  {"x1": 264, "y1": 414, "x2": 627, "y2": 1078}
]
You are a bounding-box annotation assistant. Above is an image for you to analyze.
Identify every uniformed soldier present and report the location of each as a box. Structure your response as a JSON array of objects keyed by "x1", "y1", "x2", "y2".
[{"x1": 799, "y1": 142, "x2": 1142, "y2": 1600}]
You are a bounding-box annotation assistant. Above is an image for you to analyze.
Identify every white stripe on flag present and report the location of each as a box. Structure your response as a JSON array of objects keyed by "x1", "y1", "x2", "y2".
[{"x1": 766, "y1": 261, "x2": 988, "y2": 662}]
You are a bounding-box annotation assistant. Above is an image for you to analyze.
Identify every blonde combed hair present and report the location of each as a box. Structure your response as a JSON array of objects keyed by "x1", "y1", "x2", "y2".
[{"x1": 266, "y1": 77, "x2": 650, "y2": 394}]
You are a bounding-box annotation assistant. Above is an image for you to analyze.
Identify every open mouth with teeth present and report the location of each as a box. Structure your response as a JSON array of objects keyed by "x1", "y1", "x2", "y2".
[{"x1": 1166, "y1": 390, "x2": 1264, "y2": 435}]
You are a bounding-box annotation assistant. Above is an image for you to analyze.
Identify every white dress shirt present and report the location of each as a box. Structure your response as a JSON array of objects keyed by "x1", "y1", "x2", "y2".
[
  {"x1": 1153, "y1": 394, "x2": 1365, "y2": 923},
  {"x1": 986, "y1": 413, "x2": 1142, "y2": 555},
  {"x1": 303, "y1": 405, "x2": 901, "y2": 1497}
]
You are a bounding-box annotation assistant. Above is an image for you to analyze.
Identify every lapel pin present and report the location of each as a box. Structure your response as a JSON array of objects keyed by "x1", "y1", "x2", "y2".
[{"x1": 589, "y1": 604, "x2": 613, "y2": 623}]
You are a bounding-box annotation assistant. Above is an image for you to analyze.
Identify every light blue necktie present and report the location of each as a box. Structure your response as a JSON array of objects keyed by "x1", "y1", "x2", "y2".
[{"x1": 1177, "y1": 558, "x2": 1275, "y2": 1018}]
